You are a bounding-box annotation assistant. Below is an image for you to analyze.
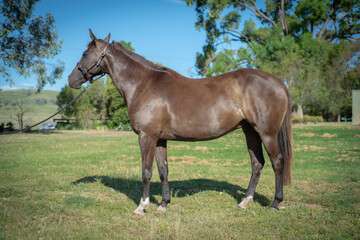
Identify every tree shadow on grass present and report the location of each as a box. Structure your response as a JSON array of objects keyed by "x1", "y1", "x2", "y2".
[{"x1": 72, "y1": 176, "x2": 271, "y2": 207}]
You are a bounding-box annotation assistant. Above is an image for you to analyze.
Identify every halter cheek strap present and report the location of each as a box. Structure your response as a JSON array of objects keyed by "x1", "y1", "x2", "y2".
[
  {"x1": 96, "y1": 43, "x2": 110, "y2": 67},
  {"x1": 77, "y1": 43, "x2": 111, "y2": 83}
]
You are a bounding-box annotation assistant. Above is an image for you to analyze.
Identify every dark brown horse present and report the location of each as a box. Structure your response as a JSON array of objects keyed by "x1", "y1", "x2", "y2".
[{"x1": 68, "y1": 30, "x2": 293, "y2": 216}]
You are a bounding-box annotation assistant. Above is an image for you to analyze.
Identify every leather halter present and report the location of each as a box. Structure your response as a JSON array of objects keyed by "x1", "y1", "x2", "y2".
[{"x1": 77, "y1": 43, "x2": 110, "y2": 83}]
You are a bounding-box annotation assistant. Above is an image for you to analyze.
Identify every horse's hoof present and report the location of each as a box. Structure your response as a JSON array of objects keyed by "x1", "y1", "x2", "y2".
[
  {"x1": 238, "y1": 202, "x2": 248, "y2": 209},
  {"x1": 132, "y1": 209, "x2": 145, "y2": 216},
  {"x1": 156, "y1": 206, "x2": 166, "y2": 213},
  {"x1": 238, "y1": 196, "x2": 253, "y2": 209},
  {"x1": 269, "y1": 206, "x2": 279, "y2": 211}
]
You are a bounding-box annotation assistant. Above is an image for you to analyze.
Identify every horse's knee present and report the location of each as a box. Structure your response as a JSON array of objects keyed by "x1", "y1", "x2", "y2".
[
  {"x1": 252, "y1": 160, "x2": 264, "y2": 172},
  {"x1": 271, "y1": 158, "x2": 282, "y2": 168},
  {"x1": 270, "y1": 154, "x2": 284, "y2": 173},
  {"x1": 142, "y1": 168, "x2": 152, "y2": 184},
  {"x1": 158, "y1": 165, "x2": 168, "y2": 181}
]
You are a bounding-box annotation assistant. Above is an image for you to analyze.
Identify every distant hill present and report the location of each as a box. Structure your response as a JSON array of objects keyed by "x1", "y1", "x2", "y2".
[{"x1": 0, "y1": 89, "x2": 59, "y2": 129}]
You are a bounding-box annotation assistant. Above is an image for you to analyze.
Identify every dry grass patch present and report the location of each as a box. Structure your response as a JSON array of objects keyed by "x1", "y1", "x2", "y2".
[
  {"x1": 168, "y1": 156, "x2": 222, "y2": 166},
  {"x1": 168, "y1": 155, "x2": 197, "y2": 166},
  {"x1": 193, "y1": 146, "x2": 209, "y2": 151},
  {"x1": 168, "y1": 145, "x2": 191, "y2": 150},
  {"x1": 320, "y1": 133, "x2": 338, "y2": 138},
  {"x1": 336, "y1": 155, "x2": 359, "y2": 162},
  {"x1": 294, "y1": 180, "x2": 343, "y2": 194},
  {"x1": 346, "y1": 125, "x2": 360, "y2": 130},
  {"x1": 294, "y1": 145, "x2": 327, "y2": 152},
  {"x1": 304, "y1": 203, "x2": 323, "y2": 209},
  {"x1": 298, "y1": 132, "x2": 316, "y2": 137}
]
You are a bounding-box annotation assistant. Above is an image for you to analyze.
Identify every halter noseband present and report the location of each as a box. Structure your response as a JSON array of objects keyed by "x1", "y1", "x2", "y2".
[{"x1": 77, "y1": 43, "x2": 110, "y2": 83}]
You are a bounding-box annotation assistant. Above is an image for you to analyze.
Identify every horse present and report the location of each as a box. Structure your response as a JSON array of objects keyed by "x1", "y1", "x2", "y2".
[{"x1": 68, "y1": 29, "x2": 293, "y2": 216}]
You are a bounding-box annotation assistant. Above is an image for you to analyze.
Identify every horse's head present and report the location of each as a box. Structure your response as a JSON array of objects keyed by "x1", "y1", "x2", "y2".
[{"x1": 67, "y1": 29, "x2": 111, "y2": 89}]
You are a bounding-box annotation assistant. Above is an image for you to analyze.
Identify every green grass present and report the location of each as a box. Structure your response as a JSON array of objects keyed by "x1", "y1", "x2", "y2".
[
  {"x1": 0, "y1": 123, "x2": 359, "y2": 239},
  {"x1": 0, "y1": 89, "x2": 58, "y2": 128}
]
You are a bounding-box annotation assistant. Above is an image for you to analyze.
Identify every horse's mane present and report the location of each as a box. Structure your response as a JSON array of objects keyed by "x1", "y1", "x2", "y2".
[{"x1": 111, "y1": 41, "x2": 168, "y2": 72}]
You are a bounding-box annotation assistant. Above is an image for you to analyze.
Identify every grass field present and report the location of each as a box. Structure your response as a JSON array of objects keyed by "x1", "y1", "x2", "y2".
[
  {"x1": 0, "y1": 123, "x2": 359, "y2": 239},
  {"x1": 0, "y1": 89, "x2": 58, "y2": 129}
]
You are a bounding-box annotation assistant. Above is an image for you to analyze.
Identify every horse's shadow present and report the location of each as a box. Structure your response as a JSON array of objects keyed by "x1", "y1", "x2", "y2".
[{"x1": 72, "y1": 176, "x2": 271, "y2": 207}]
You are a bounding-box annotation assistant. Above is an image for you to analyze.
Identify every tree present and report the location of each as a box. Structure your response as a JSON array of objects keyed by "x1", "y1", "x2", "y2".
[
  {"x1": 8, "y1": 101, "x2": 32, "y2": 129},
  {"x1": 104, "y1": 75, "x2": 130, "y2": 128},
  {"x1": 0, "y1": 0, "x2": 64, "y2": 91},
  {"x1": 84, "y1": 79, "x2": 106, "y2": 120},
  {"x1": 56, "y1": 85, "x2": 81, "y2": 119},
  {"x1": 56, "y1": 80, "x2": 106, "y2": 128},
  {"x1": 320, "y1": 39, "x2": 360, "y2": 121}
]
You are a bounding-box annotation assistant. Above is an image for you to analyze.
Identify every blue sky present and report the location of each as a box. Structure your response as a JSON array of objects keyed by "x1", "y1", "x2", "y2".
[{"x1": 1, "y1": 0, "x2": 256, "y2": 91}]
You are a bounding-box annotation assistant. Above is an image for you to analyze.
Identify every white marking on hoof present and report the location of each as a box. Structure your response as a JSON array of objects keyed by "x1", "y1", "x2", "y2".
[
  {"x1": 132, "y1": 208, "x2": 145, "y2": 216},
  {"x1": 140, "y1": 197, "x2": 150, "y2": 209},
  {"x1": 132, "y1": 197, "x2": 149, "y2": 216},
  {"x1": 156, "y1": 205, "x2": 166, "y2": 213},
  {"x1": 238, "y1": 196, "x2": 253, "y2": 209}
]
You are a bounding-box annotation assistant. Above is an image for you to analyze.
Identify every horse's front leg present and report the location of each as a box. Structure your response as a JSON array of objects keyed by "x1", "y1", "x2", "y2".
[
  {"x1": 155, "y1": 139, "x2": 170, "y2": 212},
  {"x1": 132, "y1": 132, "x2": 157, "y2": 216}
]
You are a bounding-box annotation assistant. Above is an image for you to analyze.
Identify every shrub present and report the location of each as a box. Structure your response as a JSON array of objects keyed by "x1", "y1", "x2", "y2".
[
  {"x1": 303, "y1": 115, "x2": 324, "y2": 123},
  {"x1": 106, "y1": 120, "x2": 118, "y2": 129},
  {"x1": 6, "y1": 122, "x2": 14, "y2": 131},
  {"x1": 292, "y1": 115, "x2": 324, "y2": 124},
  {"x1": 93, "y1": 123, "x2": 108, "y2": 131},
  {"x1": 36, "y1": 99, "x2": 47, "y2": 105},
  {"x1": 0, "y1": 122, "x2": 15, "y2": 132},
  {"x1": 292, "y1": 117, "x2": 303, "y2": 124}
]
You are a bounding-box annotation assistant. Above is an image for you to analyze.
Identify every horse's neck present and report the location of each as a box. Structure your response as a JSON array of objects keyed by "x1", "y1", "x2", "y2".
[{"x1": 104, "y1": 46, "x2": 152, "y2": 107}]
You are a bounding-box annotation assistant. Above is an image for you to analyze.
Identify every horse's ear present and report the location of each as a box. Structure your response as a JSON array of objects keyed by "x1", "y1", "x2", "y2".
[
  {"x1": 104, "y1": 33, "x2": 111, "y2": 42},
  {"x1": 89, "y1": 29, "x2": 97, "y2": 42}
]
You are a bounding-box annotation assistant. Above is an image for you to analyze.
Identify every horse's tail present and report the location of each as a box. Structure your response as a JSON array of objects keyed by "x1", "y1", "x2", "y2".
[{"x1": 278, "y1": 93, "x2": 293, "y2": 186}]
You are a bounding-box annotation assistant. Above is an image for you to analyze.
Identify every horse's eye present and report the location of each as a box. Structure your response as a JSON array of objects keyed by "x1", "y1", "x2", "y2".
[{"x1": 82, "y1": 53, "x2": 87, "y2": 57}]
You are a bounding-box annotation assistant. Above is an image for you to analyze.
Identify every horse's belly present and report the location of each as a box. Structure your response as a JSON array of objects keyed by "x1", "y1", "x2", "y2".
[
  {"x1": 169, "y1": 127, "x2": 235, "y2": 141},
  {"x1": 166, "y1": 109, "x2": 242, "y2": 141}
]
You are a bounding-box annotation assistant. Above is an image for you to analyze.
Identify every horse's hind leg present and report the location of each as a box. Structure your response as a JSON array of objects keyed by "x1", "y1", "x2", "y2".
[
  {"x1": 155, "y1": 139, "x2": 170, "y2": 212},
  {"x1": 262, "y1": 134, "x2": 284, "y2": 210},
  {"x1": 239, "y1": 122, "x2": 265, "y2": 208}
]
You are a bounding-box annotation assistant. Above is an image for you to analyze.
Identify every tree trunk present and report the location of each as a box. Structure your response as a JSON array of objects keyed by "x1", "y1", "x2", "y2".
[
  {"x1": 337, "y1": 113, "x2": 341, "y2": 122},
  {"x1": 279, "y1": 0, "x2": 289, "y2": 35},
  {"x1": 292, "y1": 103, "x2": 304, "y2": 119}
]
